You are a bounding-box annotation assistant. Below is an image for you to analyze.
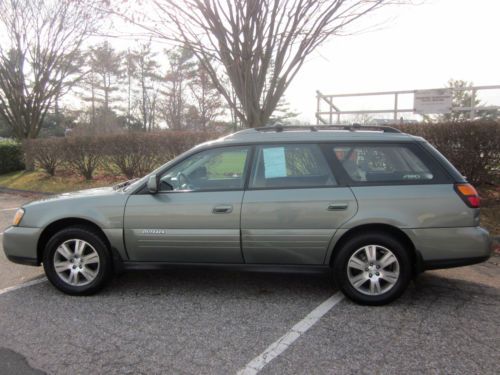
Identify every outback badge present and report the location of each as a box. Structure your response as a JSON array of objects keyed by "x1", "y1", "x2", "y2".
[{"x1": 142, "y1": 229, "x2": 167, "y2": 235}]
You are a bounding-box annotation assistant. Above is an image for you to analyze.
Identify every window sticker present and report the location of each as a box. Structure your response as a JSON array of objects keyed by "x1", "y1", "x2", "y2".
[{"x1": 263, "y1": 147, "x2": 287, "y2": 178}]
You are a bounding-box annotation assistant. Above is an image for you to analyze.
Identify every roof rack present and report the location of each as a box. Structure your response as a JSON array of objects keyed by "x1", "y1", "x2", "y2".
[{"x1": 254, "y1": 123, "x2": 401, "y2": 134}]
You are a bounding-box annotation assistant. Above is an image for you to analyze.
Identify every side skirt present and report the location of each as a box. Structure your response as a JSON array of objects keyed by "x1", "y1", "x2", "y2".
[{"x1": 121, "y1": 262, "x2": 331, "y2": 275}]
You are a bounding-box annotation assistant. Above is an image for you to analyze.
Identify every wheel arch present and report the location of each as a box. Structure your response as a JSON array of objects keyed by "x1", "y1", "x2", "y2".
[
  {"x1": 37, "y1": 218, "x2": 111, "y2": 264},
  {"x1": 329, "y1": 224, "x2": 420, "y2": 274}
]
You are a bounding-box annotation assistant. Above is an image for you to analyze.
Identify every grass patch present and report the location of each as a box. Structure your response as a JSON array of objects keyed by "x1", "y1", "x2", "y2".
[{"x1": 0, "y1": 169, "x2": 125, "y2": 193}]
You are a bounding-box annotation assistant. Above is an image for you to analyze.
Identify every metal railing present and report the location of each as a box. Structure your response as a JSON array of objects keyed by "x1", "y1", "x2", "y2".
[{"x1": 316, "y1": 85, "x2": 500, "y2": 124}]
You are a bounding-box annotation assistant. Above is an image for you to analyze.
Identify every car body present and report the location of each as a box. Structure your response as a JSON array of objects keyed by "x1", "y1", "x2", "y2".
[{"x1": 3, "y1": 125, "x2": 492, "y2": 304}]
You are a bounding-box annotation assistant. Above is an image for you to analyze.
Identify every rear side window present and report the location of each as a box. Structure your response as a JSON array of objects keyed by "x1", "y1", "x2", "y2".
[
  {"x1": 333, "y1": 144, "x2": 434, "y2": 183},
  {"x1": 250, "y1": 144, "x2": 336, "y2": 188}
]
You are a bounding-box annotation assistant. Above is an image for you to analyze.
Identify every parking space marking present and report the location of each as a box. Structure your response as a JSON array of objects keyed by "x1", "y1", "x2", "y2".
[
  {"x1": 237, "y1": 292, "x2": 344, "y2": 375},
  {"x1": 0, "y1": 208, "x2": 19, "y2": 211},
  {"x1": 0, "y1": 277, "x2": 47, "y2": 296}
]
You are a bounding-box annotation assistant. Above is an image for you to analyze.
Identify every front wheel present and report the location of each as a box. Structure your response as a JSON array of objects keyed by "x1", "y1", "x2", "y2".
[
  {"x1": 333, "y1": 233, "x2": 412, "y2": 305},
  {"x1": 43, "y1": 226, "x2": 112, "y2": 295}
]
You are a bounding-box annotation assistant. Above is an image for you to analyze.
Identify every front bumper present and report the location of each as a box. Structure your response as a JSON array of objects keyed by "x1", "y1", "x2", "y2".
[
  {"x1": 2, "y1": 226, "x2": 42, "y2": 266},
  {"x1": 403, "y1": 226, "x2": 492, "y2": 271}
]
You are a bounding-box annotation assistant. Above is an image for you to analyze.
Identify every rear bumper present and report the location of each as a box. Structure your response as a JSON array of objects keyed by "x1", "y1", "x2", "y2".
[
  {"x1": 422, "y1": 256, "x2": 490, "y2": 270},
  {"x1": 2, "y1": 226, "x2": 41, "y2": 267},
  {"x1": 403, "y1": 226, "x2": 492, "y2": 271}
]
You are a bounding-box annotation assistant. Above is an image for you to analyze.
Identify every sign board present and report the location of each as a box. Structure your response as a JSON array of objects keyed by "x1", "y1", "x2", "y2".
[{"x1": 414, "y1": 89, "x2": 453, "y2": 114}]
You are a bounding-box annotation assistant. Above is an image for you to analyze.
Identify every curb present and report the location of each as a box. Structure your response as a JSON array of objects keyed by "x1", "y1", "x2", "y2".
[{"x1": 0, "y1": 186, "x2": 54, "y2": 196}]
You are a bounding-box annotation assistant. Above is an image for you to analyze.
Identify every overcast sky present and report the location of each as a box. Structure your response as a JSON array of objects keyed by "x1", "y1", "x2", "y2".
[
  {"x1": 285, "y1": 0, "x2": 500, "y2": 122},
  {"x1": 89, "y1": 0, "x2": 500, "y2": 124}
]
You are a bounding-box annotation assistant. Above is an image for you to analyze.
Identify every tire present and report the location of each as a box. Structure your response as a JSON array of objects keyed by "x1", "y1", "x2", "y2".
[
  {"x1": 333, "y1": 232, "x2": 412, "y2": 306},
  {"x1": 42, "y1": 226, "x2": 112, "y2": 295}
]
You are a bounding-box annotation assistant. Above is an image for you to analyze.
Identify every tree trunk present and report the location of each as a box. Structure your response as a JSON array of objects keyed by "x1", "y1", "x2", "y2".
[{"x1": 23, "y1": 137, "x2": 36, "y2": 171}]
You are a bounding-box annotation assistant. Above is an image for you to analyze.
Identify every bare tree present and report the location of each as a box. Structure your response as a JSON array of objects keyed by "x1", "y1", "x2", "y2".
[
  {"x1": 0, "y1": 0, "x2": 103, "y2": 141},
  {"x1": 188, "y1": 61, "x2": 224, "y2": 130},
  {"x1": 123, "y1": 0, "x2": 399, "y2": 128}
]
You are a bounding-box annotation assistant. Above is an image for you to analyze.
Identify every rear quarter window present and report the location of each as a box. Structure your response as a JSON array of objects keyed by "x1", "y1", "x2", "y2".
[{"x1": 332, "y1": 143, "x2": 443, "y2": 184}]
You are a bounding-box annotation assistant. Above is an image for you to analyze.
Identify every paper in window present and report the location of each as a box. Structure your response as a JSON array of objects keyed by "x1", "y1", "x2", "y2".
[{"x1": 263, "y1": 147, "x2": 287, "y2": 178}]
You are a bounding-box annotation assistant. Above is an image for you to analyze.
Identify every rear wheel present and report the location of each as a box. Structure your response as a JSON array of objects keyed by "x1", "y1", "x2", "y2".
[
  {"x1": 43, "y1": 226, "x2": 112, "y2": 295},
  {"x1": 333, "y1": 233, "x2": 412, "y2": 305}
]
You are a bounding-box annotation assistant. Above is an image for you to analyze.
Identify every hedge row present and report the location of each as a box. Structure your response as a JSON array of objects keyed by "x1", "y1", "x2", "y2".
[
  {"x1": 21, "y1": 121, "x2": 500, "y2": 184},
  {"x1": 23, "y1": 131, "x2": 216, "y2": 180},
  {"x1": 0, "y1": 140, "x2": 25, "y2": 174},
  {"x1": 395, "y1": 120, "x2": 500, "y2": 185}
]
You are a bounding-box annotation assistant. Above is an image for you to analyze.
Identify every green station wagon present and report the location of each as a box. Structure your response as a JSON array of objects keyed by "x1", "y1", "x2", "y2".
[{"x1": 3, "y1": 125, "x2": 491, "y2": 305}]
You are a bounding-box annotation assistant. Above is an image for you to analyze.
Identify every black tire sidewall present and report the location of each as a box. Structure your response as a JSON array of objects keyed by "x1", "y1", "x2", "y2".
[
  {"x1": 333, "y1": 233, "x2": 412, "y2": 306},
  {"x1": 43, "y1": 227, "x2": 112, "y2": 295}
]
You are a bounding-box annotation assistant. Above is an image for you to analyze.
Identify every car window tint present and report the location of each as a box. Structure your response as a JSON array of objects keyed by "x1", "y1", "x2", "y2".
[
  {"x1": 333, "y1": 145, "x2": 434, "y2": 183},
  {"x1": 250, "y1": 144, "x2": 336, "y2": 188},
  {"x1": 160, "y1": 146, "x2": 249, "y2": 191}
]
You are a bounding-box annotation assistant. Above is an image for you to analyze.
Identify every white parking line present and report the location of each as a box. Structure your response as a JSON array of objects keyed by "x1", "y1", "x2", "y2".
[
  {"x1": 0, "y1": 208, "x2": 18, "y2": 211},
  {"x1": 237, "y1": 292, "x2": 344, "y2": 375},
  {"x1": 0, "y1": 277, "x2": 47, "y2": 296}
]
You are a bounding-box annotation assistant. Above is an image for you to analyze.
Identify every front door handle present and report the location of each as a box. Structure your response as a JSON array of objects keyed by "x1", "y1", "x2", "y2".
[
  {"x1": 212, "y1": 204, "x2": 233, "y2": 214},
  {"x1": 327, "y1": 203, "x2": 348, "y2": 211}
]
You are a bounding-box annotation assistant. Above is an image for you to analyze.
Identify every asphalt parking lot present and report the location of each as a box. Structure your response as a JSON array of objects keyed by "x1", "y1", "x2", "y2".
[{"x1": 0, "y1": 192, "x2": 499, "y2": 375}]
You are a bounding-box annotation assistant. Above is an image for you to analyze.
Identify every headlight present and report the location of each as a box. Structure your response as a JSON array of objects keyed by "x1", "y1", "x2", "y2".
[{"x1": 12, "y1": 208, "x2": 25, "y2": 226}]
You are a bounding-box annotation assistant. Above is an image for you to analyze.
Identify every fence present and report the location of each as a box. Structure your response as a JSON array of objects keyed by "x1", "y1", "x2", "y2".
[{"x1": 316, "y1": 85, "x2": 500, "y2": 124}]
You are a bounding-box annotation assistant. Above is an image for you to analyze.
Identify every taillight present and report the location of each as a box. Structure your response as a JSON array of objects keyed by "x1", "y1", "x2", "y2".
[{"x1": 454, "y1": 183, "x2": 480, "y2": 208}]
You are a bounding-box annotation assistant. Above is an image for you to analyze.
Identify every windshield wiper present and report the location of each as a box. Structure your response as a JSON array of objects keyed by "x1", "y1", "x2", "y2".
[{"x1": 113, "y1": 178, "x2": 139, "y2": 190}]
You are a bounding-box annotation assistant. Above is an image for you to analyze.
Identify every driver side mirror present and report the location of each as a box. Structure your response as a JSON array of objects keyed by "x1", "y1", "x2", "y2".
[{"x1": 147, "y1": 175, "x2": 158, "y2": 194}]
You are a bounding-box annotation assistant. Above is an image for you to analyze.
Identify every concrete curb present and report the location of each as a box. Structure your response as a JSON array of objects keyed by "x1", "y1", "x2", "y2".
[{"x1": 0, "y1": 186, "x2": 54, "y2": 196}]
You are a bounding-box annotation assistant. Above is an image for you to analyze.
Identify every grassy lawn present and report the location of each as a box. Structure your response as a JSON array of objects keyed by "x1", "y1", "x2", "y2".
[{"x1": 0, "y1": 170, "x2": 125, "y2": 194}]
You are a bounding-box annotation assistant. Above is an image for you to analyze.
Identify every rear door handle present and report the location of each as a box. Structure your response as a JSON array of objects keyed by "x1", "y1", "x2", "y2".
[
  {"x1": 212, "y1": 204, "x2": 233, "y2": 214},
  {"x1": 327, "y1": 203, "x2": 348, "y2": 211}
]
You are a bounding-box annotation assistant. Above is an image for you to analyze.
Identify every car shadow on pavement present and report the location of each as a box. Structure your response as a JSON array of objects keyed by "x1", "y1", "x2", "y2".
[{"x1": 106, "y1": 268, "x2": 334, "y2": 298}]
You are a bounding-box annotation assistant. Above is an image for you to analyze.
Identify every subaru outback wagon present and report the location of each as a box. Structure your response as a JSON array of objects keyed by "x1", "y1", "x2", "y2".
[{"x1": 3, "y1": 125, "x2": 491, "y2": 305}]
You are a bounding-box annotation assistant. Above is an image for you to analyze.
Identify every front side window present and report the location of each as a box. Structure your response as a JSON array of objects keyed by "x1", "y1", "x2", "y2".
[
  {"x1": 250, "y1": 144, "x2": 336, "y2": 188},
  {"x1": 333, "y1": 144, "x2": 434, "y2": 183},
  {"x1": 160, "y1": 146, "x2": 249, "y2": 191}
]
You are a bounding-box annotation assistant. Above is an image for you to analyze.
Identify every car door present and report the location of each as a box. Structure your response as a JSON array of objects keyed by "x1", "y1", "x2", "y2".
[
  {"x1": 124, "y1": 145, "x2": 251, "y2": 263},
  {"x1": 241, "y1": 143, "x2": 357, "y2": 265}
]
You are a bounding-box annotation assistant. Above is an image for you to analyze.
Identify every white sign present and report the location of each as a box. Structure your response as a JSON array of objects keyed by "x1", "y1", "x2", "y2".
[
  {"x1": 263, "y1": 147, "x2": 287, "y2": 178},
  {"x1": 414, "y1": 89, "x2": 453, "y2": 114}
]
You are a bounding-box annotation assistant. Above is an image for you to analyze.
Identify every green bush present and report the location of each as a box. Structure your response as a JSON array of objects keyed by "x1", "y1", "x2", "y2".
[{"x1": 0, "y1": 140, "x2": 25, "y2": 174}]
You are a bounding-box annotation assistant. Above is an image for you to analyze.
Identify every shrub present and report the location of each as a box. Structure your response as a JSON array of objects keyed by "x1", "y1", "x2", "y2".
[
  {"x1": 25, "y1": 138, "x2": 64, "y2": 176},
  {"x1": 22, "y1": 131, "x2": 217, "y2": 181},
  {"x1": 105, "y1": 133, "x2": 160, "y2": 179},
  {"x1": 396, "y1": 120, "x2": 500, "y2": 185},
  {"x1": 0, "y1": 140, "x2": 25, "y2": 174},
  {"x1": 103, "y1": 131, "x2": 216, "y2": 178},
  {"x1": 63, "y1": 136, "x2": 104, "y2": 180}
]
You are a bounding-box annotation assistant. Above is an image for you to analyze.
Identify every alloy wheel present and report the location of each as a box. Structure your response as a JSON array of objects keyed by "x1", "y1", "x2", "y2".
[
  {"x1": 53, "y1": 239, "x2": 100, "y2": 286},
  {"x1": 347, "y1": 244, "x2": 400, "y2": 296}
]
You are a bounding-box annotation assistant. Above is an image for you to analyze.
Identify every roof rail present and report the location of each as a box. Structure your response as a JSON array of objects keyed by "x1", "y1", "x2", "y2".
[{"x1": 254, "y1": 123, "x2": 401, "y2": 133}]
